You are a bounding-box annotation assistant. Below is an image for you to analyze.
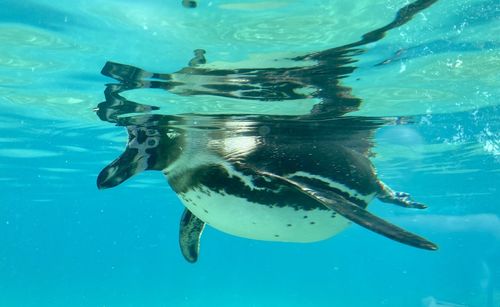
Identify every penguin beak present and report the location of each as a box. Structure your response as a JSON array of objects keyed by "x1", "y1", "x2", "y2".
[{"x1": 97, "y1": 149, "x2": 148, "y2": 189}]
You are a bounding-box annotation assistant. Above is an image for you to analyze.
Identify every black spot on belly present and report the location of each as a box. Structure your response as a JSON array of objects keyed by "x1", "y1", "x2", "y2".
[
  {"x1": 203, "y1": 209, "x2": 209, "y2": 213},
  {"x1": 303, "y1": 215, "x2": 308, "y2": 219},
  {"x1": 310, "y1": 221, "x2": 316, "y2": 225},
  {"x1": 274, "y1": 234, "x2": 280, "y2": 238},
  {"x1": 287, "y1": 224, "x2": 292, "y2": 227}
]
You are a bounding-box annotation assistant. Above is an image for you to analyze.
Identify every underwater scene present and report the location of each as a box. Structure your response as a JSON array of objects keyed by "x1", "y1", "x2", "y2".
[{"x1": 0, "y1": 0, "x2": 498, "y2": 306}]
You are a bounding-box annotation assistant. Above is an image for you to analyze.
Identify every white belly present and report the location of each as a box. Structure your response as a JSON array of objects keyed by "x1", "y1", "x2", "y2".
[{"x1": 179, "y1": 187, "x2": 353, "y2": 242}]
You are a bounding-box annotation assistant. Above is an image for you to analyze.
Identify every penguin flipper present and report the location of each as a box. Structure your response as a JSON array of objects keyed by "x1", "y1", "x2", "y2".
[
  {"x1": 179, "y1": 209, "x2": 206, "y2": 263},
  {"x1": 258, "y1": 171, "x2": 438, "y2": 251},
  {"x1": 314, "y1": 187, "x2": 437, "y2": 250}
]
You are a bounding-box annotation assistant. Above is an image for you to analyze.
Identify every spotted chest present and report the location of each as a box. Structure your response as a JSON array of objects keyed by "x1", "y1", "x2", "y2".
[{"x1": 179, "y1": 184, "x2": 355, "y2": 242}]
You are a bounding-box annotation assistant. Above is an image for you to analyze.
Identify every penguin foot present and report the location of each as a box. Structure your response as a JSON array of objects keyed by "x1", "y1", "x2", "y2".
[{"x1": 377, "y1": 181, "x2": 427, "y2": 209}]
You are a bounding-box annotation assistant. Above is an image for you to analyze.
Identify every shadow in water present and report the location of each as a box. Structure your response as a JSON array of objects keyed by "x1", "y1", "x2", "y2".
[{"x1": 95, "y1": 0, "x2": 439, "y2": 263}]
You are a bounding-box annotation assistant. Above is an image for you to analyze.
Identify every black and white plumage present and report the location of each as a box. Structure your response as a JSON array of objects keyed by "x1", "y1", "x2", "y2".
[
  {"x1": 96, "y1": 111, "x2": 437, "y2": 261},
  {"x1": 96, "y1": 0, "x2": 439, "y2": 262}
]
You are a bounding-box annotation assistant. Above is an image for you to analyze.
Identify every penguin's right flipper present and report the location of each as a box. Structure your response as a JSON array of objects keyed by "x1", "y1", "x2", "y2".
[{"x1": 257, "y1": 170, "x2": 438, "y2": 251}]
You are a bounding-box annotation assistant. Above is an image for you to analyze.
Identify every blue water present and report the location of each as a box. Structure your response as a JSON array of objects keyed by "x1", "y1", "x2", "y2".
[{"x1": 0, "y1": 1, "x2": 499, "y2": 306}]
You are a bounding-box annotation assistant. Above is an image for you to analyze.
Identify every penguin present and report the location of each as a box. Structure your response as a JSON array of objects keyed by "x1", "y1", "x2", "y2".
[
  {"x1": 96, "y1": 95, "x2": 437, "y2": 263},
  {"x1": 95, "y1": 0, "x2": 439, "y2": 262}
]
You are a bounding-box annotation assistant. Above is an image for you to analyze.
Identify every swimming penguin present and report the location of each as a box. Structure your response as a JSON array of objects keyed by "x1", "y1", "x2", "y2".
[
  {"x1": 96, "y1": 105, "x2": 436, "y2": 263},
  {"x1": 96, "y1": 74, "x2": 437, "y2": 263},
  {"x1": 96, "y1": 0, "x2": 439, "y2": 262}
]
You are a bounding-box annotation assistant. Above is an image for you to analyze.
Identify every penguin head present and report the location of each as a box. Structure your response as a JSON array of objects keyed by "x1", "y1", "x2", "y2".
[{"x1": 97, "y1": 122, "x2": 183, "y2": 189}]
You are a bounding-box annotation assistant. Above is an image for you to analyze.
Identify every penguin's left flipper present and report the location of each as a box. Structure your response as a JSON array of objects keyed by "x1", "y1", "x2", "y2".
[
  {"x1": 258, "y1": 171, "x2": 438, "y2": 251},
  {"x1": 179, "y1": 208, "x2": 206, "y2": 263},
  {"x1": 377, "y1": 181, "x2": 427, "y2": 209}
]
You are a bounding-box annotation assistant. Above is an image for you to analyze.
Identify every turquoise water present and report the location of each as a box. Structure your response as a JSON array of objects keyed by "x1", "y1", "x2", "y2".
[{"x1": 1, "y1": 0, "x2": 499, "y2": 306}]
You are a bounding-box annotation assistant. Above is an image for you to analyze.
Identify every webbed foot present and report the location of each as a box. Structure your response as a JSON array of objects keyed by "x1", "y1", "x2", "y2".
[{"x1": 377, "y1": 181, "x2": 427, "y2": 209}]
